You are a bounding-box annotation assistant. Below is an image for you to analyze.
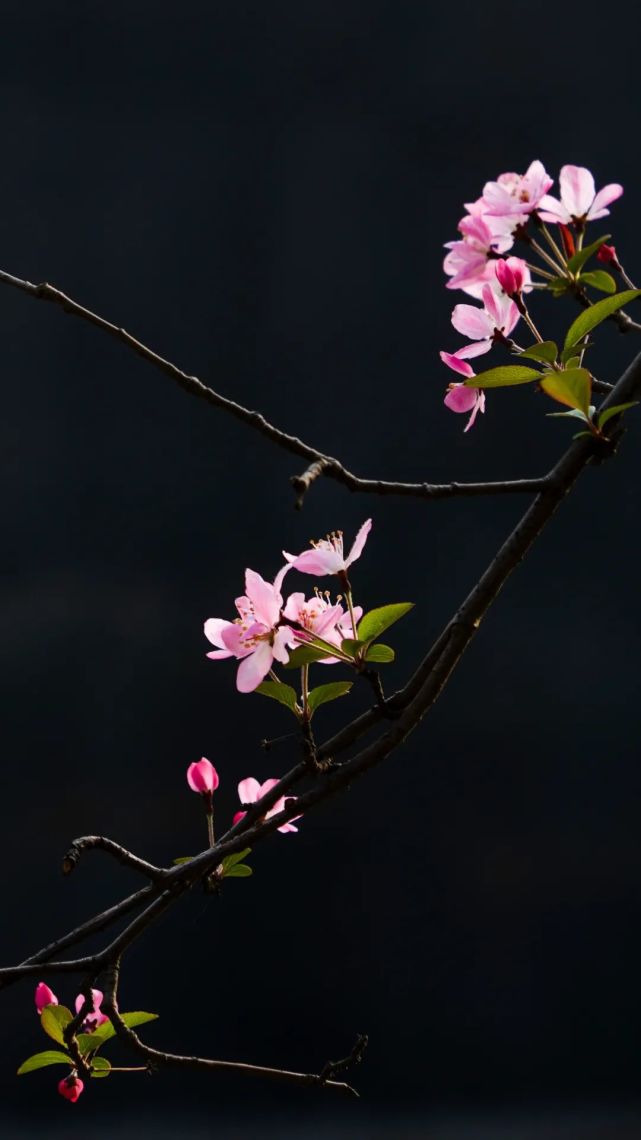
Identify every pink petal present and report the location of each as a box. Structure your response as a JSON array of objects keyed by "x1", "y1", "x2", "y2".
[
  {"x1": 272, "y1": 625, "x2": 295, "y2": 665},
  {"x1": 464, "y1": 391, "x2": 485, "y2": 433},
  {"x1": 451, "y1": 303, "x2": 493, "y2": 341},
  {"x1": 588, "y1": 182, "x2": 623, "y2": 220},
  {"x1": 559, "y1": 165, "x2": 595, "y2": 219},
  {"x1": 233, "y1": 810, "x2": 247, "y2": 826},
  {"x1": 452, "y1": 340, "x2": 492, "y2": 360},
  {"x1": 236, "y1": 642, "x2": 274, "y2": 692},
  {"x1": 259, "y1": 778, "x2": 281, "y2": 799},
  {"x1": 220, "y1": 623, "x2": 255, "y2": 658},
  {"x1": 440, "y1": 351, "x2": 475, "y2": 378},
  {"x1": 536, "y1": 194, "x2": 571, "y2": 225},
  {"x1": 283, "y1": 547, "x2": 342, "y2": 575},
  {"x1": 245, "y1": 569, "x2": 280, "y2": 628},
  {"x1": 204, "y1": 617, "x2": 233, "y2": 650},
  {"x1": 238, "y1": 777, "x2": 261, "y2": 805},
  {"x1": 187, "y1": 757, "x2": 219, "y2": 794},
  {"x1": 282, "y1": 592, "x2": 305, "y2": 622},
  {"x1": 444, "y1": 385, "x2": 478, "y2": 414},
  {"x1": 345, "y1": 519, "x2": 372, "y2": 568},
  {"x1": 272, "y1": 562, "x2": 292, "y2": 596}
]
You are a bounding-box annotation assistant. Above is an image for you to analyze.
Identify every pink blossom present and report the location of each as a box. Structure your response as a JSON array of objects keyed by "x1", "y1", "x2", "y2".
[
  {"x1": 538, "y1": 165, "x2": 623, "y2": 225},
  {"x1": 35, "y1": 983, "x2": 58, "y2": 1013},
  {"x1": 482, "y1": 161, "x2": 553, "y2": 218},
  {"x1": 58, "y1": 1074, "x2": 84, "y2": 1103},
  {"x1": 283, "y1": 519, "x2": 371, "y2": 578},
  {"x1": 74, "y1": 989, "x2": 109, "y2": 1032},
  {"x1": 204, "y1": 566, "x2": 297, "y2": 693},
  {"x1": 233, "y1": 777, "x2": 301, "y2": 834},
  {"x1": 444, "y1": 383, "x2": 485, "y2": 433},
  {"x1": 495, "y1": 256, "x2": 528, "y2": 296},
  {"x1": 443, "y1": 214, "x2": 514, "y2": 297},
  {"x1": 449, "y1": 283, "x2": 520, "y2": 358},
  {"x1": 187, "y1": 757, "x2": 219, "y2": 795}
]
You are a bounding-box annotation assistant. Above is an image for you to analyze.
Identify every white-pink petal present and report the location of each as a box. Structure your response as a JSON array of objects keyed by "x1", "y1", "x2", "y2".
[
  {"x1": 588, "y1": 182, "x2": 623, "y2": 219},
  {"x1": 559, "y1": 165, "x2": 595, "y2": 219},
  {"x1": 245, "y1": 569, "x2": 281, "y2": 629},
  {"x1": 451, "y1": 304, "x2": 493, "y2": 341},
  {"x1": 236, "y1": 641, "x2": 274, "y2": 692},
  {"x1": 345, "y1": 518, "x2": 372, "y2": 568}
]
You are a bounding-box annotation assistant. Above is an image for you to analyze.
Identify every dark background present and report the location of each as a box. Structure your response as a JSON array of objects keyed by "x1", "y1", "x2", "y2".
[{"x1": 3, "y1": 2, "x2": 641, "y2": 1136}]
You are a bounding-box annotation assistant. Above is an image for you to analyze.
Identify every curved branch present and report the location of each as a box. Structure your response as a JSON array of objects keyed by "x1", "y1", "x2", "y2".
[
  {"x1": 63, "y1": 836, "x2": 167, "y2": 882},
  {"x1": 0, "y1": 268, "x2": 549, "y2": 506}
]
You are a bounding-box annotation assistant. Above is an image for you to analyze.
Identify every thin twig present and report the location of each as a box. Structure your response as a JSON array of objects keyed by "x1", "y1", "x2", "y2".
[
  {"x1": 63, "y1": 836, "x2": 166, "y2": 882},
  {"x1": 0, "y1": 268, "x2": 550, "y2": 506}
]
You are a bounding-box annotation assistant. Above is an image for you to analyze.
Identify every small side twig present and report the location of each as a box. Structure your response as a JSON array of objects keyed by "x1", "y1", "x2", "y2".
[
  {"x1": 317, "y1": 1033, "x2": 368, "y2": 1089},
  {"x1": 63, "y1": 836, "x2": 167, "y2": 882}
]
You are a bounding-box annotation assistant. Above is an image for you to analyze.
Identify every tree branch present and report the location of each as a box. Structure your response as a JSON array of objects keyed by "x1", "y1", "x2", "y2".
[
  {"x1": 0, "y1": 268, "x2": 550, "y2": 506},
  {"x1": 62, "y1": 836, "x2": 167, "y2": 882}
]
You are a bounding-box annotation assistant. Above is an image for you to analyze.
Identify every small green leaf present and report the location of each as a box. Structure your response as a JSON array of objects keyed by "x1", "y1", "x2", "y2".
[
  {"x1": 91, "y1": 1012, "x2": 159, "y2": 1044},
  {"x1": 463, "y1": 365, "x2": 542, "y2": 389},
  {"x1": 563, "y1": 289, "x2": 641, "y2": 349},
  {"x1": 340, "y1": 637, "x2": 366, "y2": 658},
  {"x1": 547, "y1": 408, "x2": 590, "y2": 422},
  {"x1": 579, "y1": 269, "x2": 616, "y2": 294},
  {"x1": 221, "y1": 847, "x2": 251, "y2": 872},
  {"x1": 547, "y1": 278, "x2": 570, "y2": 295},
  {"x1": 284, "y1": 643, "x2": 333, "y2": 669},
  {"x1": 540, "y1": 368, "x2": 592, "y2": 416},
  {"x1": 357, "y1": 603, "x2": 414, "y2": 643},
  {"x1": 224, "y1": 863, "x2": 253, "y2": 878},
  {"x1": 41, "y1": 1005, "x2": 73, "y2": 1045},
  {"x1": 566, "y1": 234, "x2": 611, "y2": 274},
  {"x1": 307, "y1": 682, "x2": 353, "y2": 713},
  {"x1": 255, "y1": 680, "x2": 300, "y2": 714},
  {"x1": 518, "y1": 340, "x2": 558, "y2": 364},
  {"x1": 560, "y1": 345, "x2": 584, "y2": 367},
  {"x1": 364, "y1": 643, "x2": 395, "y2": 663},
  {"x1": 76, "y1": 1032, "x2": 103, "y2": 1055},
  {"x1": 597, "y1": 401, "x2": 639, "y2": 429},
  {"x1": 90, "y1": 1056, "x2": 112, "y2": 1078},
  {"x1": 572, "y1": 431, "x2": 593, "y2": 440},
  {"x1": 173, "y1": 855, "x2": 192, "y2": 865},
  {"x1": 17, "y1": 1050, "x2": 72, "y2": 1075}
]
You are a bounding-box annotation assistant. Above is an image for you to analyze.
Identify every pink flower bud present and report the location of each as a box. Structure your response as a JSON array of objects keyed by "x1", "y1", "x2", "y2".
[
  {"x1": 35, "y1": 982, "x2": 58, "y2": 1014},
  {"x1": 186, "y1": 757, "x2": 219, "y2": 795},
  {"x1": 495, "y1": 256, "x2": 527, "y2": 296},
  {"x1": 58, "y1": 1074, "x2": 84, "y2": 1103},
  {"x1": 597, "y1": 243, "x2": 620, "y2": 268}
]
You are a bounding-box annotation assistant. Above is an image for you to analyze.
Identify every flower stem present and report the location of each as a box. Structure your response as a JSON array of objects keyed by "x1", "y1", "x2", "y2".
[
  {"x1": 529, "y1": 236, "x2": 567, "y2": 276},
  {"x1": 301, "y1": 664, "x2": 310, "y2": 722},
  {"x1": 345, "y1": 590, "x2": 359, "y2": 639},
  {"x1": 539, "y1": 221, "x2": 567, "y2": 270}
]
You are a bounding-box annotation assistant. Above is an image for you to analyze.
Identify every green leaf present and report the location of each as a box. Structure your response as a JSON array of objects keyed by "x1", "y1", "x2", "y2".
[
  {"x1": 572, "y1": 431, "x2": 593, "y2": 440},
  {"x1": 563, "y1": 289, "x2": 641, "y2": 349},
  {"x1": 566, "y1": 234, "x2": 610, "y2": 275},
  {"x1": 463, "y1": 365, "x2": 542, "y2": 389},
  {"x1": 90, "y1": 1056, "x2": 112, "y2": 1078},
  {"x1": 340, "y1": 638, "x2": 366, "y2": 658},
  {"x1": 255, "y1": 680, "x2": 300, "y2": 714},
  {"x1": 91, "y1": 1012, "x2": 159, "y2": 1044},
  {"x1": 540, "y1": 368, "x2": 592, "y2": 416},
  {"x1": 560, "y1": 344, "x2": 584, "y2": 366},
  {"x1": 221, "y1": 847, "x2": 251, "y2": 872},
  {"x1": 173, "y1": 855, "x2": 192, "y2": 865},
  {"x1": 307, "y1": 682, "x2": 353, "y2": 713},
  {"x1": 284, "y1": 643, "x2": 333, "y2": 669},
  {"x1": 547, "y1": 278, "x2": 570, "y2": 295},
  {"x1": 546, "y1": 408, "x2": 590, "y2": 422},
  {"x1": 357, "y1": 603, "x2": 414, "y2": 643},
  {"x1": 597, "y1": 401, "x2": 639, "y2": 429},
  {"x1": 364, "y1": 643, "x2": 395, "y2": 663},
  {"x1": 224, "y1": 863, "x2": 253, "y2": 878},
  {"x1": 76, "y1": 1032, "x2": 103, "y2": 1055},
  {"x1": 17, "y1": 1050, "x2": 72, "y2": 1075},
  {"x1": 518, "y1": 340, "x2": 558, "y2": 364},
  {"x1": 579, "y1": 269, "x2": 616, "y2": 294},
  {"x1": 41, "y1": 1004, "x2": 73, "y2": 1045}
]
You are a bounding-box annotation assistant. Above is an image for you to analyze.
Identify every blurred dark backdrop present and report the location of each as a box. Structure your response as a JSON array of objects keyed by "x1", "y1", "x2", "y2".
[{"x1": 3, "y1": 2, "x2": 641, "y2": 1136}]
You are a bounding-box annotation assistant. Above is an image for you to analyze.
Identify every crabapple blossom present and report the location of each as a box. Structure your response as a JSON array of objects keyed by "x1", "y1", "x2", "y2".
[
  {"x1": 443, "y1": 213, "x2": 515, "y2": 296},
  {"x1": 482, "y1": 160, "x2": 553, "y2": 218},
  {"x1": 58, "y1": 1074, "x2": 84, "y2": 1103},
  {"x1": 283, "y1": 519, "x2": 371, "y2": 578},
  {"x1": 204, "y1": 565, "x2": 297, "y2": 693},
  {"x1": 233, "y1": 777, "x2": 301, "y2": 834},
  {"x1": 35, "y1": 983, "x2": 58, "y2": 1013},
  {"x1": 74, "y1": 989, "x2": 109, "y2": 1032},
  {"x1": 449, "y1": 283, "x2": 520, "y2": 359},
  {"x1": 187, "y1": 757, "x2": 219, "y2": 795},
  {"x1": 444, "y1": 383, "x2": 485, "y2": 433},
  {"x1": 537, "y1": 165, "x2": 623, "y2": 226}
]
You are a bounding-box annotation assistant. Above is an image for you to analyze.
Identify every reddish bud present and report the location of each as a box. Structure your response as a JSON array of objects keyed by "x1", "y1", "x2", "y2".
[
  {"x1": 35, "y1": 982, "x2": 58, "y2": 1014},
  {"x1": 495, "y1": 256, "x2": 527, "y2": 296},
  {"x1": 186, "y1": 757, "x2": 220, "y2": 795},
  {"x1": 58, "y1": 1074, "x2": 84, "y2": 1103},
  {"x1": 597, "y1": 243, "x2": 620, "y2": 268},
  {"x1": 559, "y1": 224, "x2": 575, "y2": 258}
]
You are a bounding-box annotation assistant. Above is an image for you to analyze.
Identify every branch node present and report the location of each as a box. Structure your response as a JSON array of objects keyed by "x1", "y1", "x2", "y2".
[{"x1": 291, "y1": 458, "x2": 332, "y2": 509}]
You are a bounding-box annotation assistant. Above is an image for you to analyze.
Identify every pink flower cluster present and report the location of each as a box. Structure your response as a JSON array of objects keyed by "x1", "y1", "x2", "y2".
[
  {"x1": 35, "y1": 983, "x2": 109, "y2": 1103},
  {"x1": 186, "y1": 757, "x2": 301, "y2": 835},
  {"x1": 441, "y1": 162, "x2": 623, "y2": 430},
  {"x1": 204, "y1": 519, "x2": 371, "y2": 692}
]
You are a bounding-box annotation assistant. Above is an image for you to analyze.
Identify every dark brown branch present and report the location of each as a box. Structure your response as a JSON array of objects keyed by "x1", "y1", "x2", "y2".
[
  {"x1": 0, "y1": 268, "x2": 550, "y2": 506},
  {"x1": 63, "y1": 836, "x2": 167, "y2": 882},
  {"x1": 101, "y1": 960, "x2": 359, "y2": 1097}
]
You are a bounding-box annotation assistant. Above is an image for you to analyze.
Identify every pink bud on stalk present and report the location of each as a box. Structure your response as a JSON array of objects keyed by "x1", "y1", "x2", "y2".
[
  {"x1": 495, "y1": 256, "x2": 528, "y2": 297},
  {"x1": 58, "y1": 1074, "x2": 84, "y2": 1103},
  {"x1": 597, "y1": 243, "x2": 621, "y2": 270},
  {"x1": 186, "y1": 757, "x2": 219, "y2": 796},
  {"x1": 35, "y1": 982, "x2": 58, "y2": 1014}
]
